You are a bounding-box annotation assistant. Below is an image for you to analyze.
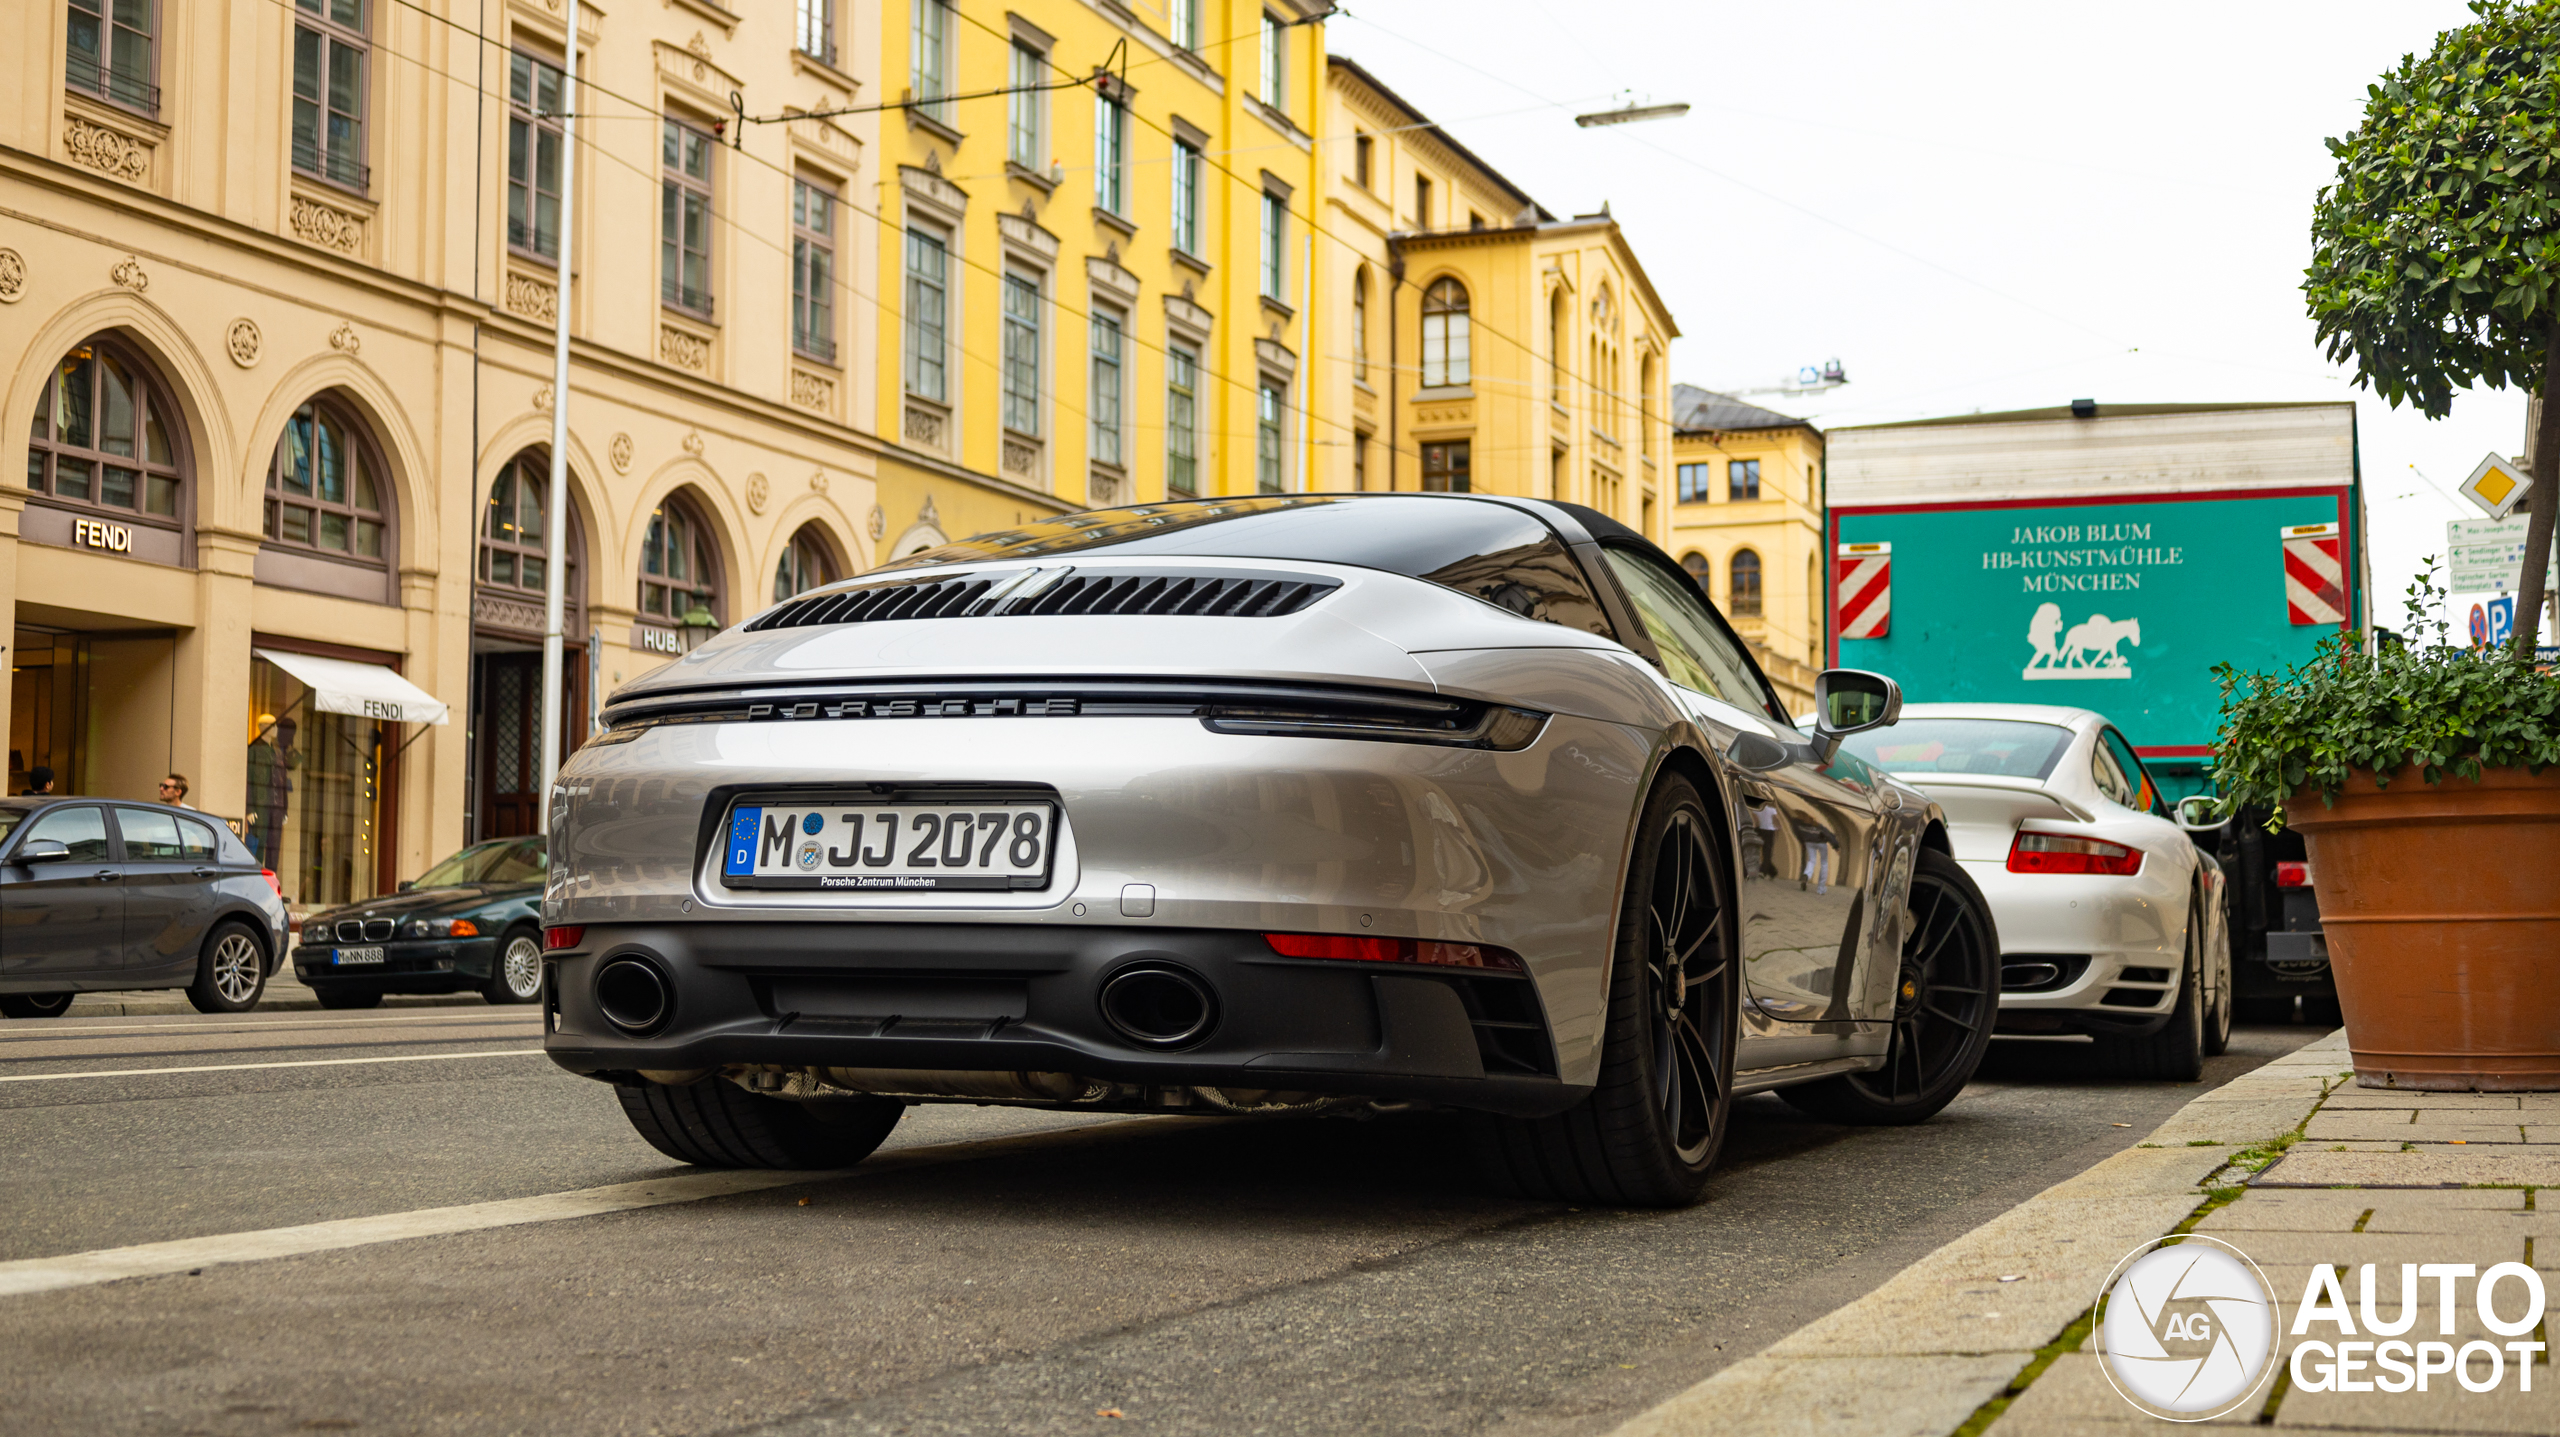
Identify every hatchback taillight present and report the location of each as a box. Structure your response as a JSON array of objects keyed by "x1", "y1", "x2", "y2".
[
  {"x1": 260, "y1": 869, "x2": 281, "y2": 896},
  {"x1": 2006, "y1": 832, "x2": 2143, "y2": 876},
  {"x1": 2275, "y1": 861, "x2": 2313, "y2": 888}
]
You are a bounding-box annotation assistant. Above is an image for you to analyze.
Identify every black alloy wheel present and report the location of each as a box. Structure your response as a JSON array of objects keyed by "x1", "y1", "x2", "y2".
[
  {"x1": 0, "y1": 992, "x2": 76, "y2": 1019},
  {"x1": 1469, "y1": 772, "x2": 1738, "y2": 1207},
  {"x1": 1781, "y1": 847, "x2": 1997, "y2": 1125}
]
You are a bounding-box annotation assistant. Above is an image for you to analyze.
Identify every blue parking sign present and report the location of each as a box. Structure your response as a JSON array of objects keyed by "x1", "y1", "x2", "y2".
[{"x1": 2488, "y1": 595, "x2": 2515, "y2": 649}]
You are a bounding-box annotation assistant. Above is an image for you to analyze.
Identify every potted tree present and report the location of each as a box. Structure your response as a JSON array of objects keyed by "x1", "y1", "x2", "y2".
[{"x1": 2225, "y1": 0, "x2": 2560, "y2": 1090}]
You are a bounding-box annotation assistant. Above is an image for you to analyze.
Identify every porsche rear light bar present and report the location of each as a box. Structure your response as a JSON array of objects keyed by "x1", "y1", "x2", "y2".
[
  {"x1": 2006, "y1": 832, "x2": 2143, "y2": 877},
  {"x1": 1263, "y1": 933, "x2": 1525, "y2": 971},
  {"x1": 2274, "y1": 861, "x2": 2313, "y2": 888}
]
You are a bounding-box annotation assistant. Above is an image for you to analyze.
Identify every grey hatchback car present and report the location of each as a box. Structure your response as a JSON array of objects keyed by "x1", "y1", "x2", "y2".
[{"x1": 0, "y1": 797, "x2": 290, "y2": 1017}]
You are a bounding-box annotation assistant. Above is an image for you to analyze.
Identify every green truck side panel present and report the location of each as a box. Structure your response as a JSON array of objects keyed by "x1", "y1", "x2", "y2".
[{"x1": 1835, "y1": 492, "x2": 2351, "y2": 791}]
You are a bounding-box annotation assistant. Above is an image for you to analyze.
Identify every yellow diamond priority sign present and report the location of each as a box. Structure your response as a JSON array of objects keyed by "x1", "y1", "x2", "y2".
[{"x1": 2458, "y1": 452, "x2": 2533, "y2": 521}]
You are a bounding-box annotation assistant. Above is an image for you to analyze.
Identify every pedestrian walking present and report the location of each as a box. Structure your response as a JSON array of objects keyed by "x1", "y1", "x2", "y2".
[{"x1": 158, "y1": 773, "x2": 193, "y2": 808}]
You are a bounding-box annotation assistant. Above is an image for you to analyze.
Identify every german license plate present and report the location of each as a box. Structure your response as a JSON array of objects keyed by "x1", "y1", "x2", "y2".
[
  {"x1": 720, "y1": 801, "x2": 1056, "y2": 891},
  {"x1": 333, "y1": 947, "x2": 385, "y2": 965}
]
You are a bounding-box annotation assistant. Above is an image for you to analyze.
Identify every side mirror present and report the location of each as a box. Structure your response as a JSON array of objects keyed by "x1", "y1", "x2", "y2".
[
  {"x1": 2174, "y1": 796, "x2": 2230, "y2": 832},
  {"x1": 13, "y1": 838, "x2": 72, "y2": 865},
  {"x1": 397, "y1": 880, "x2": 415, "y2": 892},
  {"x1": 1810, "y1": 669, "x2": 1901, "y2": 763}
]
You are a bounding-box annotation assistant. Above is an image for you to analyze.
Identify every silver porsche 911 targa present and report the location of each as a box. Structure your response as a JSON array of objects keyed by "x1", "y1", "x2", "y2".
[{"x1": 543, "y1": 494, "x2": 1999, "y2": 1206}]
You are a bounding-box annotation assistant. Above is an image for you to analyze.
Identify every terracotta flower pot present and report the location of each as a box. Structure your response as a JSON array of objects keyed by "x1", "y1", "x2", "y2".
[{"x1": 2284, "y1": 764, "x2": 2560, "y2": 1090}]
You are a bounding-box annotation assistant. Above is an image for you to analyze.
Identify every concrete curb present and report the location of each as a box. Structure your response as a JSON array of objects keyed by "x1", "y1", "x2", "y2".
[
  {"x1": 1608, "y1": 1031, "x2": 2352, "y2": 1437},
  {"x1": 62, "y1": 974, "x2": 491, "y2": 1018}
]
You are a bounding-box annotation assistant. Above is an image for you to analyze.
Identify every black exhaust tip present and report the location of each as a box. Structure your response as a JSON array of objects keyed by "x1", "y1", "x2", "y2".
[
  {"x1": 1098, "y1": 964, "x2": 1218, "y2": 1049},
  {"x1": 595, "y1": 957, "x2": 673, "y2": 1035}
]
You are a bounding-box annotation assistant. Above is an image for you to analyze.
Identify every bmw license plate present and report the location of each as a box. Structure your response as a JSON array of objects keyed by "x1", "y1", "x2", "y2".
[
  {"x1": 720, "y1": 801, "x2": 1056, "y2": 891},
  {"x1": 333, "y1": 947, "x2": 385, "y2": 965}
]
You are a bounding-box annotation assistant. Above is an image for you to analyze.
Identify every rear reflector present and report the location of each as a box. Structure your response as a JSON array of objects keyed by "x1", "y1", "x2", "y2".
[
  {"x1": 2274, "y1": 861, "x2": 2312, "y2": 888},
  {"x1": 1264, "y1": 932, "x2": 1524, "y2": 971},
  {"x1": 543, "y1": 926, "x2": 586, "y2": 951},
  {"x1": 2006, "y1": 831, "x2": 2143, "y2": 876}
]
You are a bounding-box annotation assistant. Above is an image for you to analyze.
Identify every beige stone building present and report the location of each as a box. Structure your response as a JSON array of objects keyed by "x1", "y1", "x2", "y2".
[{"x1": 3, "y1": 0, "x2": 883, "y2": 911}]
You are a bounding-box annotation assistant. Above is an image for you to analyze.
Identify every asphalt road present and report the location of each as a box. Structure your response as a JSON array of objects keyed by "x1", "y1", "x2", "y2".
[{"x1": 0, "y1": 1010, "x2": 2322, "y2": 1437}]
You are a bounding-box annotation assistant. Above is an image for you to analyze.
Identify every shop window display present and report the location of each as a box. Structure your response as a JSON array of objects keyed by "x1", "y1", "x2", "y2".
[{"x1": 246, "y1": 653, "x2": 389, "y2": 909}]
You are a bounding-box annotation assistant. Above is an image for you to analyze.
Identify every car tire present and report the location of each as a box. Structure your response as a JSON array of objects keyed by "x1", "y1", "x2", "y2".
[
  {"x1": 2091, "y1": 919, "x2": 2206, "y2": 1082},
  {"x1": 185, "y1": 922, "x2": 269, "y2": 1015},
  {"x1": 315, "y1": 986, "x2": 384, "y2": 1010},
  {"x1": 2301, "y1": 993, "x2": 2345, "y2": 1029},
  {"x1": 482, "y1": 927, "x2": 545, "y2": 1004},
  {"x1": 0, "y1": 992, "x2": 76, "y2": 1019},
  {"x1": 1466, "y1": 772, "x2": 1739, "y2": 1208},
  {"x1": 2201, "y1": 888, "x2": 2234, "y2": 1059},
  {"x1": 1777, "y1": 847, "x2": 1998, "y2": 1126},
  {"x1": 614, "y1": 1075, "x2": 907, "y2": 1170}
]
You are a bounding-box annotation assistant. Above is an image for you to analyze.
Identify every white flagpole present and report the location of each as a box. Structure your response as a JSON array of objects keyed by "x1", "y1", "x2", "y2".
[{"x1": 537, "y1": 0, "x2": 580, "y2": 834}]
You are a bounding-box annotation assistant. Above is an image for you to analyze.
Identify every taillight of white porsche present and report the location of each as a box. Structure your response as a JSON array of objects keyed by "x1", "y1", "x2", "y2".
[{"x1": 2005, "y1": 831, "x2": 2144, "y2": 876}]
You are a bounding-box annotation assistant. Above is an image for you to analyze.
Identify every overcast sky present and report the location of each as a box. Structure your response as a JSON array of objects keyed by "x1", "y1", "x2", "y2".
[{"x1": 1331, "y1": 0, "x2": 2528, "y2": 630}]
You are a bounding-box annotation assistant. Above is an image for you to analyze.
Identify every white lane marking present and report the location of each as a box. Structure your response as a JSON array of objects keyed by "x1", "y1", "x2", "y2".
[
  {"x1": 0, "y1": 1049, "x2": 547, "y2": 1083},
  {"x1": 0, "y1": 1116, "x2": 1176, "y2": 1299},
  {"x1": 0, "y1": 1169, "x2": 841, "y2": 1298}
]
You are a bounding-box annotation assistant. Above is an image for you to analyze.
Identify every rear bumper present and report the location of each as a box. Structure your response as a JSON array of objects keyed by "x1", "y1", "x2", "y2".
[
  {"x1": 1958, "y1": 859, "x2": 2186, "y2": 1034},
  {"x1": 540, "y1": 922, "x2": 1580, "y2": 1117}
]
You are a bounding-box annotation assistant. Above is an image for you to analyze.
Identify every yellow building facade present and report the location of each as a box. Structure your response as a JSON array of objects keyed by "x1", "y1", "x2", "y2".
[
  {"x1": 868, "y1": 0, "x2": 1329, "y2": 554},
  {"x1": 1315, "y1": 59, "x2": 1676, "y2": 540},
  {"x1": 3, "y1": 0, "x2": 885, "y2": 912},
  {"x1": 1668, "y1": 385, "x2": 1825, "y2": 711}
]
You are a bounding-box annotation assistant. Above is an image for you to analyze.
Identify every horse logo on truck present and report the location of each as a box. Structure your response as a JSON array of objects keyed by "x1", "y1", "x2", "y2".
[{"x1": 2022, "y1": 602, "x2": 2140, "y2": 679}]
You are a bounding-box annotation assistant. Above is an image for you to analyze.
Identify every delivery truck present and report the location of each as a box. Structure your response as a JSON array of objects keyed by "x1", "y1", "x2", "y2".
[{"x1": 1825, "y1": 400, "x2": 2366, "y2": 1021}]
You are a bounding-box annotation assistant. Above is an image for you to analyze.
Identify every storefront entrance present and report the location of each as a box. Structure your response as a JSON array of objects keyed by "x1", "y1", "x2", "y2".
[
  {"x1": 470, "y1": 646, "x2": 583, "y2": 840},
  {"x1": 8, "y1": 624, "x2": 177, "y2": 802}
]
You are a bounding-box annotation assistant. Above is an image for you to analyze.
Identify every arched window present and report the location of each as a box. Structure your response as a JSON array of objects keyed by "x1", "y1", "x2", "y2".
[
  {"x1": 640, "y1": 493, "x2": 721, "y2": 623},
  {"x1": 1729, "y1": 548, "x2": 1763, "y2": 616},
  {"x1": 773, "y1": 523, "x2": 839, "y2": 603},
  {"x1": 26, "y1": 336, "x2": 185, "y2": 521},
  {"x1": 479, "y1": 452, "x2": 582, "y2": 613},
  {"x1": 1681, "y1": 551, "x2": 1708, "y2": 582},
  {"x1": 265, "y1": 397, "x2": 388, "y2": 563},
  {"x1": 1419, "y1": 278, "x2": 1470, "y2": 388},
  {"x1": 1351, "y1": 267, "x2": 1369, "y2": 382}
]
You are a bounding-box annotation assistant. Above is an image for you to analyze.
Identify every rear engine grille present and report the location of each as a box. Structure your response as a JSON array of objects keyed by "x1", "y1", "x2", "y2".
[{"x1": 745, "y1": 567, "x2": 1339, "y2": 632}]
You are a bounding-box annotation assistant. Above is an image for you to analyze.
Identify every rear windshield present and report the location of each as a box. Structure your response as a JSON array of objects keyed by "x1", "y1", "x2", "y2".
[
  {"x1": 1834, "y1": 719, "x2": 2075, "y2": 780},
  {"x1": 877, "y1": 496, "x2": 1612, "y2": 634}
]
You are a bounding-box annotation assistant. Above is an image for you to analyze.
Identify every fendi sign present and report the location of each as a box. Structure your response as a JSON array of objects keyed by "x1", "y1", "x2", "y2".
[{"x1": 73, "y1": 518, "x2": 134, "y2": 552}]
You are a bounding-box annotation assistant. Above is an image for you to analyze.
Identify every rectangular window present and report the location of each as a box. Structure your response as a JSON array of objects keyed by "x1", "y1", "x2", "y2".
[
  {"x1": 796, "y1": 0, "x2": 833, "y2": 65},
  {"x1": 1259, "y1": 11, "x2": 1285, "y2": 110},
  {"x1": 1260, "y1": 191, "x2": 1286, "y2": 300},
  {"x1": 1094, "y1": 93, "x2": 1127, "y2": 214},
  {"x1": 1165, "y1": 344, "x2": 1199, "y2": 495},
  {"x1": 291, "y1": 0, "x2": 368, "y2": 190},
  {"x1": 1422, "y1": 441, "x2": 1472, "y2": 493},
  {"x1": 661, "y1": 119, "x2": 715, "y2": 314},
  {"x1": 903, "y1": 227, "x2": 948, "y2": 401},
  {"x1": 1171, "y1": 141, "x2": 1202, "y2": 255},
  {"x1": 1170, "y1": 0, "x2": 1198, "y2": 51},
  {"x1": 1090, "y1": 312, "x2": 1123, "y2": 468},
  {"x1": 1729, "y1": 458, "x2": 1761, "y2": 501},
  {"x1": 1002, "y1": 273, "x2": 1042, "y2": 436},
  {"x1": 507, "y1": 52, "x2": 565, "y2": 261},
  {"x1": 1257, "y1": 384, "x2": 1286, "y2": 493},
  {"x1": 1008, "y1": 41, "x2": 1043, "y2": 170},
  {"x1": 1352, "y1": 277, "x2": 1368, "y2": 381},
  {"x1": 911, "y1": 0, "x2": 952, "y2": 124},
  {"x1": 1414, "y1": 174, "x2": 1432, "y2": 229},
  {"x1": 792, "y1": 179, "x2": 836, "y2": 363},
  {"x1": 1677, "y1": 462, "x2": 1711, "y2": 504},
  {"x1": 67, "y1": 0, "x2": 158, "y2": 112},
  {"x1": 1353, "y1": 432, "x2": 1369, "y2": 491},
  {"x1": 1353, "y1": 132, "x2": 1372, "y2": 189}
]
